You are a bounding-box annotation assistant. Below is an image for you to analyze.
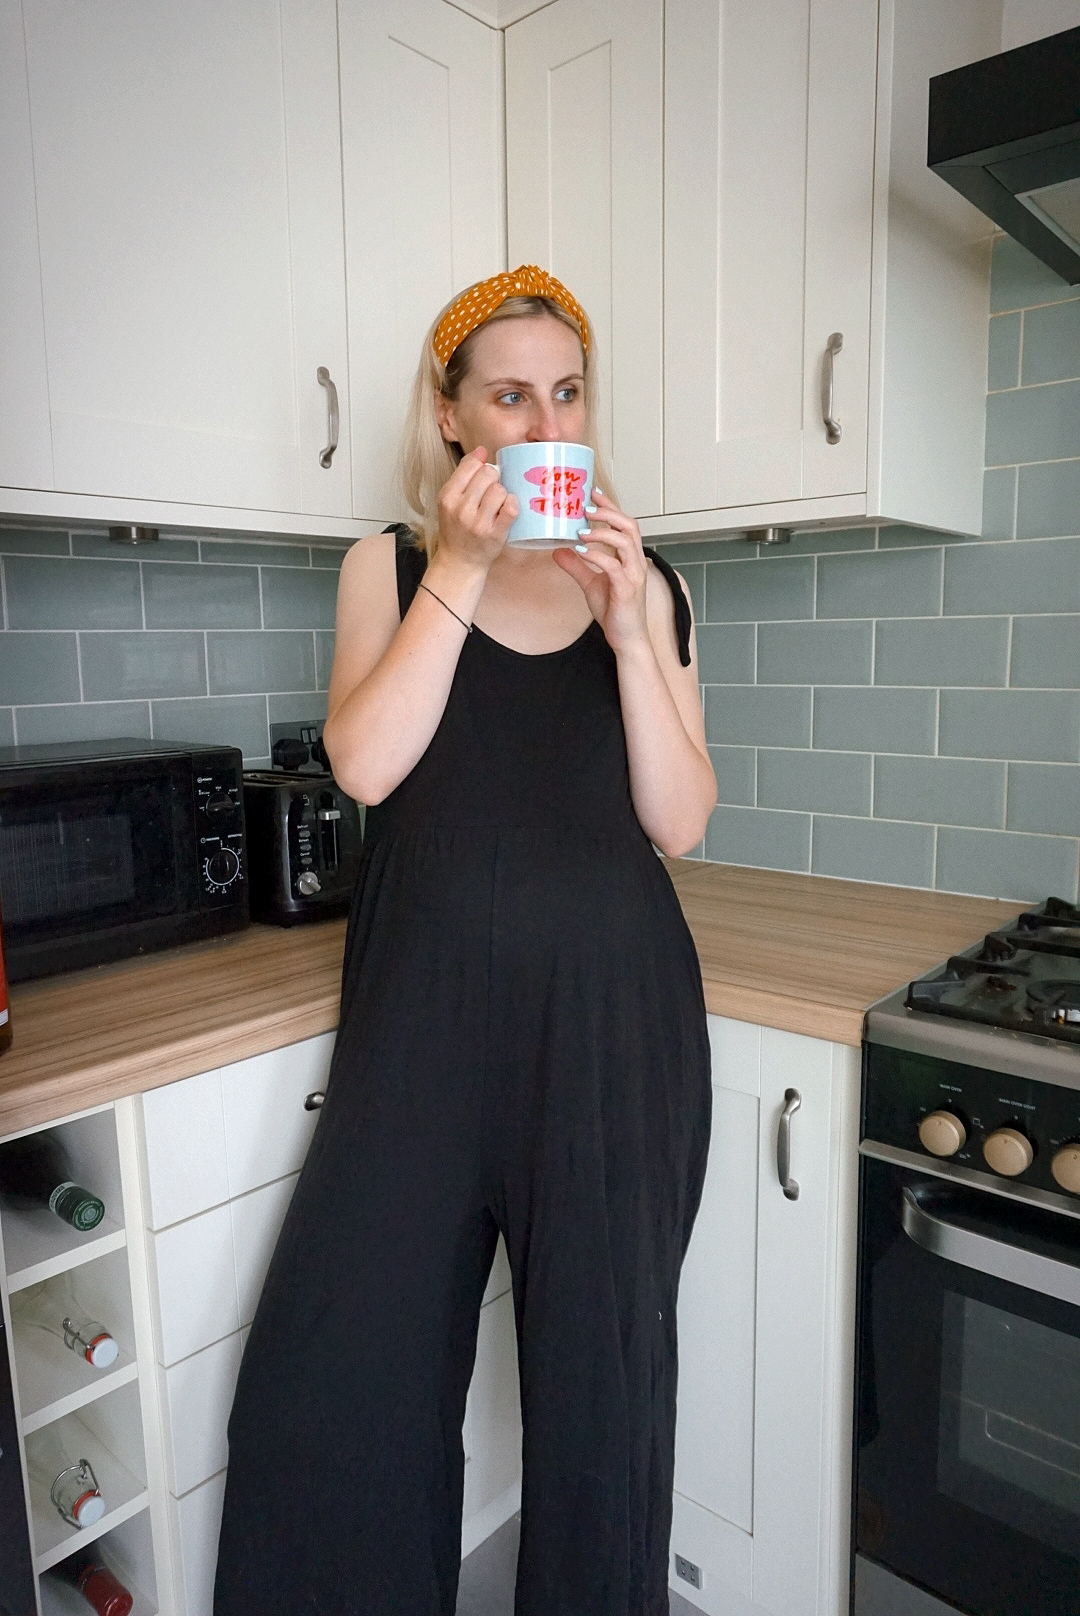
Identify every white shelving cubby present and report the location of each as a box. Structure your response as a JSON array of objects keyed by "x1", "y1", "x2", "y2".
[{"x1": 0, "y1": 1096, "x2": 176, "y2": 1616}]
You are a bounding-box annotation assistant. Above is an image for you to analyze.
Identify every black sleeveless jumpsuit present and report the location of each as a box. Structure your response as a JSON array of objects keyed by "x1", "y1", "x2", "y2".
[{"x1": 214, "y1": 531, "x2": 712, "y2": 1616}]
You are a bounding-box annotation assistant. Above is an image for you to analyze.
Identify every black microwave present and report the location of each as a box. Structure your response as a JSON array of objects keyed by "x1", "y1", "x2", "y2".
[{"x1": 0, "y1": 739, "x2": 248, "y2": 982}]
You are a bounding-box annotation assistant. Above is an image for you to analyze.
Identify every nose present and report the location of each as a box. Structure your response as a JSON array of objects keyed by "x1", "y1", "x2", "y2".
[{"x1": 526, "y1": 401, "x2": 560, "y2": 442}]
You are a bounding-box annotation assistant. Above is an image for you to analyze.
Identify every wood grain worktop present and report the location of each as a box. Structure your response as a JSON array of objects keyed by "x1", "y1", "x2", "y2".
[{"x1": 0, "y1": 863, "x2": 1022, "y2": 1136}]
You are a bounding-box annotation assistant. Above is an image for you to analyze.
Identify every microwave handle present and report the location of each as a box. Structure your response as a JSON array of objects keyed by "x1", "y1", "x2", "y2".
[{"x1": 902, "y1": 1186, "x2": 1080, "y2": 1306}]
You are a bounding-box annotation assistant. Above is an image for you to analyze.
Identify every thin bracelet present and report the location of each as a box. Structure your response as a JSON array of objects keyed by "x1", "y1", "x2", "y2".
[{"x1": 417, "y1": 580, "x2": 473, "y2": 634}]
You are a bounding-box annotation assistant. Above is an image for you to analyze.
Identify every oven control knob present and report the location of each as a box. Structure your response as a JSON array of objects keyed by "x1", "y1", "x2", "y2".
[
  {"x1": 982, "y1": 1127, "x2": 1033, "y2": 1177},
  {"x1": 918, "y1": 1111, "x2": 967, "y2": 1157},
  {"x1": 1051, "y1": 1145, "x2": 1080, "y2": 1195}
]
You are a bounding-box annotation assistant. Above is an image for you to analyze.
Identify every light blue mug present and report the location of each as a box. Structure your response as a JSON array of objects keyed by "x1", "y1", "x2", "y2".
[{"x1": 496, "y1": 441, "x2": 595, "y2": 547}]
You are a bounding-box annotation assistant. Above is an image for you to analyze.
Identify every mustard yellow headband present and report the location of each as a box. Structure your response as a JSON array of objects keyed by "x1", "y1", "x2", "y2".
[{"x1": 433, "y1": 265, "x2": 590, "y2": 367}]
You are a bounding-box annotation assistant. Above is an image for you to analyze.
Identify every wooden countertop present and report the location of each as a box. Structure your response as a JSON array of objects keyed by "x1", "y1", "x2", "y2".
[{"x1": 0, "y1": 864, "x2": 1020, "y2": 1136}]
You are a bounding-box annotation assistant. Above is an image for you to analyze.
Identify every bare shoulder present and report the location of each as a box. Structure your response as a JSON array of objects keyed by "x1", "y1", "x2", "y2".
[{"x1": 327, "y1": 530, "x2": 404, "y2": 709}]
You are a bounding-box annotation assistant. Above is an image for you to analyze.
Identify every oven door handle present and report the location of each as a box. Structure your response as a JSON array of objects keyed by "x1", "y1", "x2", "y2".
[{"x1": 902, "y1": 1186, "x2": 1080, "y2": 1306}]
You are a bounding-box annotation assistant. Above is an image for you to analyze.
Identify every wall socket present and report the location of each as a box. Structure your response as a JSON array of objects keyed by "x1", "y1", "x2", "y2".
[{"x1": 674, "y1": 1555, "x2": 702, "y2": 1590}]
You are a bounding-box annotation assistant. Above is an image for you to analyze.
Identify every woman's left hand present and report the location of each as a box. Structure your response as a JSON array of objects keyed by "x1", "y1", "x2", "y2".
[{"x1": 551, "y1": 491, "x2": 650, "y2": 656}]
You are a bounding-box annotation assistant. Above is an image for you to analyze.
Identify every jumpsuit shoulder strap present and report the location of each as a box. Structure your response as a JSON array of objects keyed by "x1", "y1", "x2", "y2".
[
  {"x1": 383, "y1": 524, "x2": 428, "y2": 622},
  {"x1": 642, "y1": 547, "x2": 693, "y2": 668}
]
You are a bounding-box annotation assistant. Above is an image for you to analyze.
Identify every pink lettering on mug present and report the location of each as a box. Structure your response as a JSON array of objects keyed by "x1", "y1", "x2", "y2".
[{"x1": 523, "y1": 464, "x2": 588, "y2": 519}]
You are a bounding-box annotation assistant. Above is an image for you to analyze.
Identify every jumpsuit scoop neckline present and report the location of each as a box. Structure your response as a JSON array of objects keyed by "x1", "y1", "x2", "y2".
[{"x1": 214, "y1": 523, "x2": 711, "y2": 1616}]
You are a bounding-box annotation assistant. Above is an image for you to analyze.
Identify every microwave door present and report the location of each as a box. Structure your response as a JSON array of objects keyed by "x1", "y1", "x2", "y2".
[{"x1": 0, "y1": 760, "x2": 191, "y2": 965}]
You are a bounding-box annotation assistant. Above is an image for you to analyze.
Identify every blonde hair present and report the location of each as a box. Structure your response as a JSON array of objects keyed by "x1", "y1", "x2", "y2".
[{"x1": 401, "y1": 292, "x2": 613, "y2": 556}]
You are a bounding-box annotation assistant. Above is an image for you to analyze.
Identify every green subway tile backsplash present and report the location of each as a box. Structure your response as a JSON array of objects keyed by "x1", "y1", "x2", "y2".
[{"x1": 0, "y1": 526, "x2": 349, "y2": 763}]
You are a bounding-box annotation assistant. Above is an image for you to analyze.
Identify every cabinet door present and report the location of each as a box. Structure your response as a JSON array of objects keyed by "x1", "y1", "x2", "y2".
[
  {"x1": 339, "y1": 0, "x2": 504, "y2": 523},
  {"x1": 0, "y1": 0, "x2": 51, "y2": 492},
  {"x1": 664, "y1": 0, "x2": 876, "y2": 517},
  {"x1": 16, "y1": 0, "x2": 351, "y2": 517},
  {"x1": 672, "y1": 1019, "x2": 849, "y2": 1616},
  {"x1": 505, "y1": 0, "x2": 664, "y2": 520},
  {"x1": 673, "y1": 1017, "x2": 760, "y2": 1601},
  {"x1": 752, "y1": 1027, "x2": 838, "y2": 1616}
]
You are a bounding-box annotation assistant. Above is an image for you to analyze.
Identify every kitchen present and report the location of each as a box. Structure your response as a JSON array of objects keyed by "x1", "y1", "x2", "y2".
[{"x1": 0, "y1": 2, "x2": 1079, "y2": 1615}]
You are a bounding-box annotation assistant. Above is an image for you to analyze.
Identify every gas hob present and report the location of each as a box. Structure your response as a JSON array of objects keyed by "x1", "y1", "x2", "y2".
[{"x1": 905, "y1": 897, "x2": 1080, "y2": 1045}]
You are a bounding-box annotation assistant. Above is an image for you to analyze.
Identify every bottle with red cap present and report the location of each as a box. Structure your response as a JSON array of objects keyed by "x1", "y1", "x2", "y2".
[
  {"x1": 50, "y1": 1547, "x2": 134, "y2": 1616},
  {"x1": 27, "y1": 1426, "x2": 106, "y2": 1530},
  {"x1": 16, "y1": 1272, "x2": 120, "y2": 1369}
]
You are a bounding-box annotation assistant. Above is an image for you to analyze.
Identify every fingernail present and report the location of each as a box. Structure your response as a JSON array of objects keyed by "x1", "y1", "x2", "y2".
[
  {"x1": 593, "y1": 487, "x2": 604, "y2": 497},
  {"x1": 585, "y1": 503, "x2": 597, "y2": 514},
  {"x1": 574, "y1": 543, "x2": 589, "y2": 553},
  {"x1": 578, "y1": 527, "x2": 592, "y2": 537}
]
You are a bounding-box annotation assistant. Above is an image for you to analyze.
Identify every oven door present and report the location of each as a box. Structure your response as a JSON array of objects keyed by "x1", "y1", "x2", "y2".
[
  {"x1": 0, "y1": 755, "x2": 197, "y2": 980},
  {"x1": 855, "y1": 1154, "x2": 1080, "y2": 1616}
]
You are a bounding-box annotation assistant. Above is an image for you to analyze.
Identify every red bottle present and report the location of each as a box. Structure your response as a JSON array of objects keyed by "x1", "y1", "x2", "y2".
[{"x1": 53, "y1": 1549, "x2": 133, "y2": 1616}]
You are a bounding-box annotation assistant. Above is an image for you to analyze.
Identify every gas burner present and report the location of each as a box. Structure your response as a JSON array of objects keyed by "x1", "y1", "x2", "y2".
[{"x1": 1026, "y1": 979, "x2": 1080, "y2": 1033}]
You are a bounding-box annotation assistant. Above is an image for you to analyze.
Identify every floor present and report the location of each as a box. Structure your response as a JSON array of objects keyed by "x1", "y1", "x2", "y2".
[{"x1": 455, "y1": 1515, "x2": 703, "y2": 1615}]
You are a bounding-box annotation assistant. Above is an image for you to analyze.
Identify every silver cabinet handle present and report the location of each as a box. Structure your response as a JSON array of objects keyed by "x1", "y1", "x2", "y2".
[
  {"x1": 317, "y1": 366, "x2": 339, "y2": 468},
  {"x1": 304, "y1": 1091, "x2": 325, "y2": 1111},
  {"x1": 821, "y1": 332, "x2": 843, "y2": 445},
  {"x1": 902, "y1": 1185, "x2": 1080, "y2": 1306},
  {"x1": 777, "y1": 1088, "x2": 801, "y2": 1201}
]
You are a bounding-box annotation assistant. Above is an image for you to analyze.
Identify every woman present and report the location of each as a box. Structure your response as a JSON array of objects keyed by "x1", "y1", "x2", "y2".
[{"x1": 214, "y1": 266, "x2": 716, "y2": 1616}]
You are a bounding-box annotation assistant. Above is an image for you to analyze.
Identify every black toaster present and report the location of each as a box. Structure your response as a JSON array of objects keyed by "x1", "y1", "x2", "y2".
[{"x1": 242, "y1": 768, "x2": 363, "y2": 925}]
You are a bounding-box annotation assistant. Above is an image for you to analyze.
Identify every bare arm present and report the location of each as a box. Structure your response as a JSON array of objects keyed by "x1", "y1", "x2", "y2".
[
  {"x1": 553, "y1": 493, "x2": 716, "y2": 856},
  {"x1": 322, "y1": 450, "x2": 516, "y2": 803}
]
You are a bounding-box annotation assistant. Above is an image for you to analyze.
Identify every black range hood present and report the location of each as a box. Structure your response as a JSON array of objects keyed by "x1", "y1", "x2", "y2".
[{"x1": 929, "y1": 26, "x2": 1080, "y2": 283}]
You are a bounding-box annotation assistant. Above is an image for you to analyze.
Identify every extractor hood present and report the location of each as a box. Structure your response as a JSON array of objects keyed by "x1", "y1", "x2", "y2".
[{"x1": 929, "y1": 26, "x2": 1080, "y2": 283}]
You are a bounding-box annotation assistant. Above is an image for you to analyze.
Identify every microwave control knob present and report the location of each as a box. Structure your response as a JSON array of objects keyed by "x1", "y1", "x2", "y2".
[
  {"x1": 296, "y1": 870, "x2": 321, "y2": 896},
  {"x1": 982, "y1": 1127, "x2": 1033, "y2": 1177},
  {"x1": 205, "y1": 791, "x2": 234, "y2": 816},
  {"x1": 918, "y1": 1111, "x2": 967, "y2": 1157},
  {"x1": 205, "y1": 848, "x2": 241, "y2": 887},
  {"x1": 1051, "y1": 1145, "x2": 1080, "y2": 1195}
]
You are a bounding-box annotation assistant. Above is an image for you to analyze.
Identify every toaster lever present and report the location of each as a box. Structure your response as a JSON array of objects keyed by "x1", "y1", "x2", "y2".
[{"x1": 318, "y1": 809, "x2": 341, "y2": 820}]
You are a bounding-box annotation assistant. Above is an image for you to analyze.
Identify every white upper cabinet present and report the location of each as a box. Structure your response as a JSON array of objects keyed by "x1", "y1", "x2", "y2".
[
  {"x1": 665, "y1": 0, "x2": 876, "y2": 520},
  {"x1": 338, "y1": 0, "x2": 505, "y2": 524},
  {"x1": 504, "y1": 0, "x2": 665, "y2": 519},
  {"x1": 658, "y1": 0, "x2": 1003, "y2": 538},
  {"x1": 5, "y1": 0, "x2": 352, "y2": 526}
]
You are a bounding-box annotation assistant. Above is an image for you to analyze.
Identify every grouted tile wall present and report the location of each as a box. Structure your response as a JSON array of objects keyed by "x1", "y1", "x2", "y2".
[
  {"x1": 655, "y1": 237, "x2": 1080, "y2": 904},
  {"x1": 0, "y1": 530, "x2": 346, "y2": 766}
]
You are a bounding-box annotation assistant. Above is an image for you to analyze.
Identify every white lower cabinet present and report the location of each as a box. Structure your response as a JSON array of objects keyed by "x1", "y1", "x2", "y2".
[
  {"x1": 131, "y1": 1031, "x2": 521, "y2": 1616},
  {"x1": 671, "y1": 1015, "x2": 861, "y2": 1616}
]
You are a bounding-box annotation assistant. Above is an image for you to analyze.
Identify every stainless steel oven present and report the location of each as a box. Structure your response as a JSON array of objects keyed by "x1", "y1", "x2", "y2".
[{"x1": 855, "y1": 901, "x2": 1080, "y2": 1616}]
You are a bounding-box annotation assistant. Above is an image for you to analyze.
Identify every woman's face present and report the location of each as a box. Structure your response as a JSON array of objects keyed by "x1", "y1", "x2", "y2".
[{"x1": 435, "y1": 314, "x2": 587, "y2": 455}]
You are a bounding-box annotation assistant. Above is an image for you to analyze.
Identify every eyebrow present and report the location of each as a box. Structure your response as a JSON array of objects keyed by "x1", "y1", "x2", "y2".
[{"x1": 483, "y1": 373, "x2": 585, "y2": 388}]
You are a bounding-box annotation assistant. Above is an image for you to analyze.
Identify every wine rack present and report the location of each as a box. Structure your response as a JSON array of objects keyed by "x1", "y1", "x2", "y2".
[{"x1": 0, "y1": 1100, "x2": 171, "y2": 1616}]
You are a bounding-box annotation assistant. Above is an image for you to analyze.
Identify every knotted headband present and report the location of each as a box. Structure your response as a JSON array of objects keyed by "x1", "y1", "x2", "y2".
[{"x1": 433, "y1": 265, "x2": 590, "y2": 367}]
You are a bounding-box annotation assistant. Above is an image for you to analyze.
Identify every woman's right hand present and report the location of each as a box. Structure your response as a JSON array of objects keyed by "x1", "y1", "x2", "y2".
[{"x1": 435, "y1": 446, "x2": 518, "y2": 573}]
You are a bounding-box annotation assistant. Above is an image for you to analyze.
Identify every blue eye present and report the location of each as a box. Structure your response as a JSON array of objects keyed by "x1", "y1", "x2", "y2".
[
  {"x1": 498, "y1": 391, "x2": 524, "y2": 406},
  {"x1": 556, "y1": 386, "x2": 578, "y2": 402}
]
